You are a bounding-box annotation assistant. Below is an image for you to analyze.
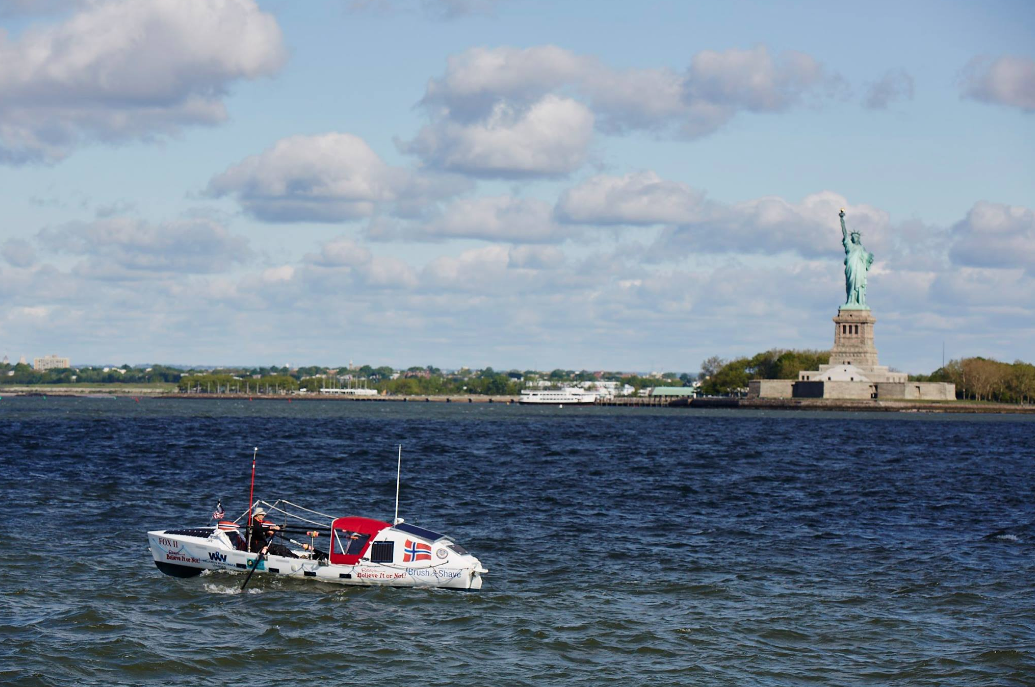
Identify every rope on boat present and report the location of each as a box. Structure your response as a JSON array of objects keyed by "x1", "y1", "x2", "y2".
[
  {"x1": 274, "y1": 499, "x2": 337, "y2": 522},
  {"x1": 223, "y1": 499, "x2": 336, "y2": 529},
  {"x1": 257, "y1": 499, "x2": 336, "y2": 529}
]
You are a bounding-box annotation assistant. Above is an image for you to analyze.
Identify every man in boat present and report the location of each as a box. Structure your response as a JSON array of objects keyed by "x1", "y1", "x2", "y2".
[{"x1": 250, "y1": 507, "x2": 299, "y2": 558}]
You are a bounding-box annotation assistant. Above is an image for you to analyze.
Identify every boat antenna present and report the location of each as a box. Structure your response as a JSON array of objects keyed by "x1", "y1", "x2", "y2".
[
  {"x1": 393, "y1": 444, "x2": 403, "y2": 525},
  {"x1": 247, "y1": 446, "x2": 258, "y2": 551}
]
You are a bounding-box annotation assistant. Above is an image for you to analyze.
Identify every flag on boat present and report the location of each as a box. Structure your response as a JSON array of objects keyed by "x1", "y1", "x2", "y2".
[
  {"x1": 403, "y1": 539, "x2": 432, "y2": 562},
  {"x1": 212, "y1": 501, "x2": 225, "y2": 520}
]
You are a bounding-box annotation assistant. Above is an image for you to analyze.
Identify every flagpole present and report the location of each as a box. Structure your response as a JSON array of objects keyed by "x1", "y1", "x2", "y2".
[{"x1": 247, "y1": 447, "x2": 258, "y2": 551}]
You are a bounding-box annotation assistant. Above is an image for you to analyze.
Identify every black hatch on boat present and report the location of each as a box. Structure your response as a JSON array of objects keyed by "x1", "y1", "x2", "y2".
[{"x1": 394, "y1": 522, "x2": 445, "y2": 542}]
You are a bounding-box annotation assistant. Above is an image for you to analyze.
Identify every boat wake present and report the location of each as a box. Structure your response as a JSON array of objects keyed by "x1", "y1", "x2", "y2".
[{"x1": 203, "y1": 582, "x2": 262, "y2": 595}]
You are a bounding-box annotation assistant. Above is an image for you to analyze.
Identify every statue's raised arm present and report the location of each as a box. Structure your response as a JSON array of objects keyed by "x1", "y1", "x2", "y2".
[{"x1": 839, "y1": 208, "x2": 849, "y2": 250}]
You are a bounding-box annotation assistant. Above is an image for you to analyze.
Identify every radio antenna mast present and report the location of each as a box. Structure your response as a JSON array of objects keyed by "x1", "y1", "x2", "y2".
[{"x1": 393, "y1": 445, "x2": 403, "y2": 525}]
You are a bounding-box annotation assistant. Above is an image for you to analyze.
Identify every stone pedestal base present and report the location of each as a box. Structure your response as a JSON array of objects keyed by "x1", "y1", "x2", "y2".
[{"x1": 829, "y1": 308, "x2": 878, "y2": 368}]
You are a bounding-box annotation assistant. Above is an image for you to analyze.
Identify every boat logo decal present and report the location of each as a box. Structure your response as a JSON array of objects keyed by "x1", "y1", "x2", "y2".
[
  {"x1": 356, "y1": 569, "x2": 406, "y2": 580},
  {"x1": 209, "y1": 552, "x2": 227, "y2": 562},
  {"x1": 407, "y1": 567, "x2": 462, "y2": 580},
  {"x1": 403, "y1": 539, "x2": 432, "y2": 563},
  {"x1": 435, "y1": 548, "x2": 448, "y2": 560}
]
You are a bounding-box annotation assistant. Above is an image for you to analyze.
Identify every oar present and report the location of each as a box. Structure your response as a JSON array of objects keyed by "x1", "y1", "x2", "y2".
[{"x1": 240, "y1": 546, "x2": 267, "y2": 592}]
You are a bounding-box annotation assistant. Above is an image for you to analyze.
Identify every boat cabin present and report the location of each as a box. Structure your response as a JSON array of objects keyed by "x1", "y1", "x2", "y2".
[
  {"x1": 329, "y1": 516, "x2": 391, "y2": 565},
  {"x1": 329, "y1": 517, "x2": 457, "y2": 566}
]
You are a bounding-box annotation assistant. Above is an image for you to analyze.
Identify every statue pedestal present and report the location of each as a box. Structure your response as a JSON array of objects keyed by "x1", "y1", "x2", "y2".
[{"x1": 829, "y1": 308, "x2": 879, "y2": 368}]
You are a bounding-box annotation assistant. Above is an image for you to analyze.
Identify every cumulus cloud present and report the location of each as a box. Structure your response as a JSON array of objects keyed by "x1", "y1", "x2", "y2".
[
  {"x1": 209, "y1": 133, "x2": 400, "y2": 222},
  {"x1": 960, "y1": 55, "x2": 1035, "y2": 112},
  {"x1": 302, "y1": 237, "x2": 418, "y2": 289},
  {"x1": 421, "y1": 244, "x2": 569, "y2": 292},
  {"x1": 209, "y1": 133, "x2": 469, "y2": 222},
  {"x1": 863, "y1": 69, "x2": 915, "y2": 109},
  {"x1": 404, "y1": 94, "x2": 595, "y2": 178},
  {"x1": 949, "y1": 201, "x2": 1035, "y2": 272},
  {"x1": 406, "y1": 44, "x2": 839, "y2": 176},
  {"x1": 409, "y1": 196, "x2": 569, "y2": 242},
  {"x1": 647, "y1": 191, "x2": 890, "y2": 261},
  {"x1": 38, "y1": 216, "x2": 251, "y2": 279},
  {"x1": 0, "y1": 0, "x2": 286, "y2": 163},
  {"x1": 551, "y1": 170, "x2": 889, "y2": 260},
  {"x1": 556, "y1": 171, "x2": 704, "y2": 225}
]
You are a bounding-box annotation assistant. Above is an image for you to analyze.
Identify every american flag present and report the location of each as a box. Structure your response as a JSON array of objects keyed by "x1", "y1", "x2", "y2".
[{"x1": 212, "y1": 501, "x2": 225, "y2": 520}]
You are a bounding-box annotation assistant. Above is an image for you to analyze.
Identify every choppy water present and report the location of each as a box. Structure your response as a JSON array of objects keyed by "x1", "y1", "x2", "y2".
[{"x1": 0, "y1": 397, "x2": 1033, "y2": 685}]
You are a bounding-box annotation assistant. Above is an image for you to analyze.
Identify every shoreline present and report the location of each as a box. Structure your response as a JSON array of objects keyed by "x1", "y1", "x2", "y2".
[{"x1": 2, "y1": 387, "x2": 1033, "y2": 413}]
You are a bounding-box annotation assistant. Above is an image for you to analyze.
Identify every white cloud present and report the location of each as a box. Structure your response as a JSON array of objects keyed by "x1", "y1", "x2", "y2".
[
  {"x1": 38, "y1": 215, "x2": 251, "y2": 278},
  {"x1": 552, "y1": 173, "x2": 893, "y2": 261},
  {"x1": 302, "y1": 237, "x2": 418, "y2": 290},
  {"x1": 209, "y1": 133, "x2": 470, "y2": 222},
  {"x1": 407, "y1": 45, "x2": 839, "y2": 176},
  {"x1": 306, "y1": 237, "x2": 373, "y2": 268},
  {"x1": 0, "y1": 0, "x2": 286, "y2": 163},
  {"x1": 863, "y1": 69, "x2": 915, "y2": 109},
  {"x1": 647, "y1": 191, "x2": 890, "y2": 261},
  {"x1": 421, "y1": 244, "x2": 553, "y2": 292},
  {"x1": 404, "y1": 94, "x2": 595, "y2": 178},
  {"x1": 410, "y1": 196, "x2": 569, "y2": 243},
  {"x1": 209, "y1": 133, "x2": 399, "y2": 222},
  {"x1": 261, "y1": 265, "x2": 295, "y2": 284},
  {"x1": 555, "y1": 171, "x2": 705, "y2": 225},
  {"x1": 949, "y1": 201, "x2": 1035, "y2": 272},
  {"x1": 960, "y1": 55, "x2": 1035, "y2": 112}
]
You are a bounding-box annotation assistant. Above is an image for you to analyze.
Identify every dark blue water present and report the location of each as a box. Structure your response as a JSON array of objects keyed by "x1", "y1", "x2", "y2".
[{"x1": 1, "y1": 397, "x2": 1033, "y2": 685}]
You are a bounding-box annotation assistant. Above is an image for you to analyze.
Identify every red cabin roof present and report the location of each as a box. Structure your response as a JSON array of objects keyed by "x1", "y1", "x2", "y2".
[{"x1": 329, "y1": 516, "x2": 391, "y2": 565}]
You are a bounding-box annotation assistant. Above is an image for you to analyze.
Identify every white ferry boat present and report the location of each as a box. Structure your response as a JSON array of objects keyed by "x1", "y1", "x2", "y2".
[{"x1": 518, "y1": 387, "x2": 599, "y2": 405}]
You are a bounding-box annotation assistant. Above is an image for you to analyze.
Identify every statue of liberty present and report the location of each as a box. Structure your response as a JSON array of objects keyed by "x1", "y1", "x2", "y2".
[{"x1": 840, "y1": 209, "x2": 874, "y2": 308}]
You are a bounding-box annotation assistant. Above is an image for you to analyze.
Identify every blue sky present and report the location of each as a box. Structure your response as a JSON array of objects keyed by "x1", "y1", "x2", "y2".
[{"x1": 1, "y1": 0, "x2": 1032, "y2": 373}]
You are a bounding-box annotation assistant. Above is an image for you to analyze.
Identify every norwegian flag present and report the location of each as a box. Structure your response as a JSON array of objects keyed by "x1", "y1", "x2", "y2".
[
  {"x1": 212, "y1": 501, "x2": 225, "y2": 520},
  {"x1": 403, "y1": 539, "x2": 432, "y2": 562}
]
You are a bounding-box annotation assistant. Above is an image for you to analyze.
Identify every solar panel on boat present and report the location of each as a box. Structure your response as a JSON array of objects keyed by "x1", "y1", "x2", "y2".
[
  {"x1": 164, "y1": 528, "x2": 214, "y2": 538},
  {"x1": 394, "y1": 523, "x2": 445, "y2": 541},
  {"x1": 370, "y1": 541, "x2": 394, "y2": 563}
]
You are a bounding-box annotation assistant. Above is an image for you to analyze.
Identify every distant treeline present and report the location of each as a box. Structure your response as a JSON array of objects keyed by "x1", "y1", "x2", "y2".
[
  {"x1": 175, "y1": 371, "x2": 523, "y2": 396},
  {"x1": 0, "y1": 359, "x2": 698, "y2": 396},
  {"x1": 0, "y1": 363, "x2": 182, "y2": 385},
  {"x1": 915, "y1": 358, "x2": 1035, "y2": 404},
  {"x1": 698, "y1": 350, "x2": 830, "y2": 396}
]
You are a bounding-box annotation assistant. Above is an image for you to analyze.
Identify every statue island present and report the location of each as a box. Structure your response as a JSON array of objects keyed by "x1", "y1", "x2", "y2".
[{"x1": 749, "y1": 210, "x2": 955, "y2": 401}]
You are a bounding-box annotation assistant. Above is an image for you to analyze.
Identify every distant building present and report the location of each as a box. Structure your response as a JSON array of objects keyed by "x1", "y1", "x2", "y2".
[{"x1": 34, "y1": 355, "x2": 70, "y2": 371}]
